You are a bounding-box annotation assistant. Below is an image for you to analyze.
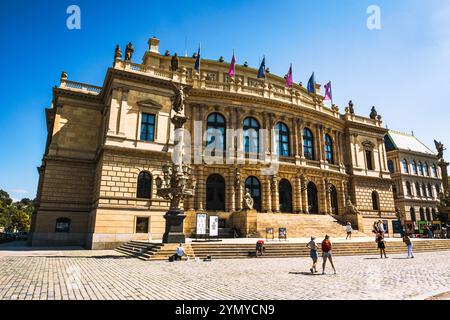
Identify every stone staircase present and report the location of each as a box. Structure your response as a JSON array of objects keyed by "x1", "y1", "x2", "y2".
[
  {"x1": 116, "y1": 239, "x2": 450, "y2": 261},
  {"x1": 116, "y1": 241, "x2": 195, "y2": 261},
  {"x1": 255, "y1": 213, "x2": 367, "y2": 239}
]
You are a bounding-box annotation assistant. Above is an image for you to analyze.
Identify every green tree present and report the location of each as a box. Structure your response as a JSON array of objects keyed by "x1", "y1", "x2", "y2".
[
  {"x1": 0, "y1": 190, "x2": 12, "y2": 207},
  {"x1": 11, "y1": 209, "x2": 31, "y2": 232}
]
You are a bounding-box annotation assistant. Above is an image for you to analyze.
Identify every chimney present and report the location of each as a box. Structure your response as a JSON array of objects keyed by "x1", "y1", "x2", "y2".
[{"x1": 148, "y1": 37, "x2": 160, "y2": 54}]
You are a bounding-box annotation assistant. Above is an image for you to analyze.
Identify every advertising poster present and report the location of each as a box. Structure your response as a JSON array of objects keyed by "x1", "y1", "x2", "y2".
[
  {"x1": 209, "y1": 216, "x2": 219, "y2": 237},
  {"x1": 196, "y1": 213, "x2": 207, "y2": 235}
]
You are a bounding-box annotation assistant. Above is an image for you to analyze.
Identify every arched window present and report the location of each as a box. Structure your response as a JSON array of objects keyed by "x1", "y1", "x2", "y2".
[
  {"x1": 432, "y1": 164, "x2": 438, "y2": 177},
  {"x1": 245, "y1": 176, "x2": 261, "y2": 212},
  {"x1": 365, "y1": 150, "x2": 374, "y2": 170},
  {"x1": 411, "y1": 161, "x2": 418, "y2": 175},
  {"x1": 418, "y1": 161, "x2": 423, "y2": 176},
  {"x1": 422, "y1": 183, "x2": 427, "y2": 198},
  {"x1": 410, "y1": 207, "x2": 416, "y2": 222},
  {"x1": 419, "y1": 208, "x2": 425, "y2": 221},
  {"x1": 372, "y1": 191, "x2": 380, "y2": 211},
  {"x1": 307, "y1": 182, "x2": 319, "y2": 214},
  {"x1": 436, "y1": 184, "x2": 441, "y2": 195},
  {"x1": 402, "y1": 159, "x2": 409, "y2": 174},
  {"x1": 426, "y1": 208, "x2": 431, "y2": 221},
  {"x1": 387, "y1": 160, "x2": 395, "y2": 173},
  {"x1": 206, "y1": 174, "x2": 226, "y2": 211},
  {"x1": 55, "y1": 218, "x2": 71, "y2": 233},
  {"x1": 206, "y1": 113, "x2": 226, "y2": 155},
  {"x1": 137, "y1": 172, "x2": 152, "y2": 199},
  {"x1": 415, "y1": 182, "x2": 421, "y2": 197},
  {"x1": 243, "y1": 117, "x2": 260, "y2": 155},
  {"x1": 303, "y1": 128, "x2": 315, "y2": 160},
  {"x1": 406, "y1": 181, "x2": 412, "y2": 196},
  {"x1": 427, "y1": 184, "x2": 433, "y2": 198},
  {"x1": 275, "y1": 122, "x2": 290, "y2": 157},
  {"x1": 330, "y1": 185, "x2": 339, "y2": 215},
  {"x1": 279, "y1": 179, "x2": 293, "y2": 213},
  {"x1": 424, "y1": 163, "x2": 429, "y2": 176},
  {"x1": 324, "y1": 134, "x2": 334, "y2": 164},
  {"x1": 432, "y1": 209, "x2": 437, "y2": 220}
]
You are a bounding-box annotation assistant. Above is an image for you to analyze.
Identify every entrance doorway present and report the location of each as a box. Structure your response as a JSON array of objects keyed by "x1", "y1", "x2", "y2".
[{"x1": 206, "y1": 174, "x2": 226, "y2": 211}]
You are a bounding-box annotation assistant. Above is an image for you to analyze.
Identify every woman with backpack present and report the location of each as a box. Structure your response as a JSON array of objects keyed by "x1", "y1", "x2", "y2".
[{"x1": 321, "y1": 235, "x2": 337, "y2": 275}]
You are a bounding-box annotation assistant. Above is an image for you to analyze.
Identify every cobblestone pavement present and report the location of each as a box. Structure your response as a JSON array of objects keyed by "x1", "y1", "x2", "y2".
[{"x1": 0, "y1": 249, "x2": 449, "y2": 300}]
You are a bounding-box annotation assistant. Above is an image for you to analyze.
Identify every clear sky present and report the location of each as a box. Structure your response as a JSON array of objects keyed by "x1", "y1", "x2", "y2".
[{"x1": 0, "y1": 0, "x2": 449, "y2": 201}]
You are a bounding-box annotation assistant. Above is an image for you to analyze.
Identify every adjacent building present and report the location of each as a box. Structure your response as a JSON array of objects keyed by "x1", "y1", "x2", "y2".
[
  {"x1": 385, "y1": 130, "x2": 443, "y2": 225},
  {"x1": 30, "y1": 37, "x2": 399, "y2": 249}
]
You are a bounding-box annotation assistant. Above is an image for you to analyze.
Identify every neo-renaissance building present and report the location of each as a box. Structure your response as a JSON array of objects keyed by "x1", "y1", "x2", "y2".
[
  {"x1": 384, "y1": 130, "x2": 443, "y2": 225},
  {"x1": 30, "y1": 37, "x2": 400, "y2": 249}
]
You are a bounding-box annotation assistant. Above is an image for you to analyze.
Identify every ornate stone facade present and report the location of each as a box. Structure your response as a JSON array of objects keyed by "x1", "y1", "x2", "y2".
[{"x1": 30, "y1": 38, "x2": 398, "y2": 249}]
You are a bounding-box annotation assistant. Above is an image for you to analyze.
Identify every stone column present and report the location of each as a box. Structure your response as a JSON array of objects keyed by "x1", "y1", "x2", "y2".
[
  {"x1": 263, "y1": 176, "x2": 272, "y2": 213},
  {"x1": 117, "y1": 89, "x2": 129, "y2": 136},
  {"x1": 338, "y1": 180, "x2": 347, "y2": 216},
  {"x1": 295, "y1": 174, "x2": 302, "y2": 213},
  {"x1": 293, "y1": 118, "x2": 300, "y2": 160},
  {"x1": 439, "y1": 160, "x2": 450, "y2": 193},
  {"x1": 333, "y1": 130, "x2": 340, "y2": 165},
  {"x1": 228, "y1": 170, "x2": 236, "y2": 213},
  {"x1": 271, "y1": 175, "x2": 280, "y2": 213},
  {"x1": 299, "y1": 121, "x2": 305, "y2": 159},
  {"x1": 320, "y1": 179, "x2": 328, "y2": 214},
  {"x1": 196, "y1": 165, "x2": 205, "y2": 211},
  {"x1": 301, "y1": 175, "x2": 309, "y2": 214}
]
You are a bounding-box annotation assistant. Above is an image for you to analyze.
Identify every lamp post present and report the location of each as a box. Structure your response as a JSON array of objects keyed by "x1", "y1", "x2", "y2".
[{"x1": 156, "y1": 83, "x2": 196, "y2": 244}]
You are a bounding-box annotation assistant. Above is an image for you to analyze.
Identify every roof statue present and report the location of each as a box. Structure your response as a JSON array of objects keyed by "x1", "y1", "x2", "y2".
[{"x1": 434, "y1": 140, "x2": 445, "y2": 161}]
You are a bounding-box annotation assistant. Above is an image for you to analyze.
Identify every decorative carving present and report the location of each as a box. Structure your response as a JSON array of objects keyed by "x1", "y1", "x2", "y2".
[
  {"x1": 346, "y1": 199, "x2": 361, "y2": 216},
  {"x1": 435, "y1": 140, "x2": 445, "y2": 161},
  {"x1": 170, "y1": 84, "x2": 190, "y2": 114},
  {"x1": 346, "y1": 100, "x2": 355, "y2": 114},
  {"x1": 300, "y1": 175, "x2": 308, "y2": 191},
  {"x1": 170, "y1": 53, "x2": 179, "y2": 72},
  {"x1": 114, "y1": 45, "x2": 122, "y2": 60},
  {"x1": 362, "y1": 140, "x2": 376, "y2": 150},
  {"x1": 270, "y1": 175, "x2": 278, "y2": 190},
  {"x1": 243, "y1": 188, "x2": 254, "y2": 210},
  {"x1": 234, "y1": 169, "x2": 241, "y2": 190},
  {"x1": 370, "y1": 106, "x2": 378, "y2": 120},
  {"x1": 218, "y1": 56, "x2": 225, "y2": 63},
  {"x1": 125, "y1": 42, "x2": 134, "y2": 61}
]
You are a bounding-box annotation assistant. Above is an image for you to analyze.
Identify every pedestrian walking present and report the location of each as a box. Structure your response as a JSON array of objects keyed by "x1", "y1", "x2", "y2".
[
  {"x1": 306, "y1": 236, "x2": 319, "y2": 274},
  {"x1": 376, "y1": 232, "x2": 388, "y2": 259},
  {"x1": 402, "y1": 234, "x2": 414, "y2": 258},
  {"x1": 345, "y1": 222, "x2": 353, "y2": 240},
  {"x1": 321, "y1": 235, "x2": 337, "y2": 275}
]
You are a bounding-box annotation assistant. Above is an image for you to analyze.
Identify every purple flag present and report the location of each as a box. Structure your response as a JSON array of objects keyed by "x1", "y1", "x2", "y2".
[
  {"x1": 285, "y1": 64, "x2": 293, "y2": 87},
  {"x1": 228, "y1": 51, "x2": 236, "y2": 78},
  {"x1": 324, "y1": 81, "x2": 333, "y2": 101}
]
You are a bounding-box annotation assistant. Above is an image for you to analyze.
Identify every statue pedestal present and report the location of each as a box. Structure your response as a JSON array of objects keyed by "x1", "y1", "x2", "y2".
[
  {"x1": 163, "y1": 210, "x2": 187, "y2": 244},
  {"x1": 232, "y1": 210, "x2": 258, "y2": 237}
]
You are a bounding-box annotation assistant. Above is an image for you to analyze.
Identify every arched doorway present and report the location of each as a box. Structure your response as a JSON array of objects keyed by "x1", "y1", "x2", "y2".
[
  {"x1": 410, "y1": 207, "x2": 416, "y2": 222},
  {"x1": 330, "y1": 185, "x2": 338, "y2": 215},
  {"x1": 307, "y1": 182, "x2": 319, "y2": 214},
  {"x1": 245, "y1": 176, "x2": 262, "y2": 212},
  {"x1": 206, "y1": 174, "x2": 226, "y2": 211},
  {"x1": 419, "y1": 208, "x2": 425, "y2": 221},
  {"x1": 279, "y1": 179, "x2": 293, "y2": 213}
]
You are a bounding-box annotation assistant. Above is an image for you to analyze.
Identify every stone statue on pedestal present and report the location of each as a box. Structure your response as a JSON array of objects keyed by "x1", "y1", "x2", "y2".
[
  {"x1": 125, "y1": 42, "x2": 134, "y2": 61},
  {"x1": 243, "y1": 189, "x2": 254, "y2": 210},
  {"x1": 370, "y1": 106, "x2": 378, "y2": 120},
  {"x1": 114, "y1": 45, "x2": 122, "y2": 60},
  {"x1": 346, "y1": 199, "x2": 361, "y2": 216},
  {"x1": 435, "y1": 140, "x2": 445, "y2": 161},
  {"x1": 171, "y1": 53, "x2": 179, "y2": 72}
]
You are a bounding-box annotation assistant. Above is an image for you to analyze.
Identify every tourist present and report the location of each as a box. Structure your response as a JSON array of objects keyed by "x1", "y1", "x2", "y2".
[
  {"x1": 175, "y1": 243, "x2": 186, "y2": 261},
  {"x1": 376, "y1": 232, "x2": 388, "y2": 259},
  {"x1": 378, "y1": 220, "x2": 385, "y2": 234},
  {"x1": 427, "y1": 227, "x2": 434, "y2": 239},
  {"x1": 256, "y1": 240, "x2": 266, "y2": 257},
  {"x1": 403, "y1": 234, "x2": 414, "y2": 258},
  {"x1": 345, "y1": 222, "x2": 353, "y2": 240},
  {"x1": 321, "y1": 235, "x2": 337, "y2": 275},
  {"x1": 372, "y1": 222, "x2": 379, "y2": 234},
  {"x1": 306, "y1": 236, "x2": 318, "y2": 273}
]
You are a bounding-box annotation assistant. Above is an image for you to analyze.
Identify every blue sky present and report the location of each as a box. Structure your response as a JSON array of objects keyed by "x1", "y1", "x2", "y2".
[{"x1": 0, "y1": 0, "x2": 449, "y2": 200}]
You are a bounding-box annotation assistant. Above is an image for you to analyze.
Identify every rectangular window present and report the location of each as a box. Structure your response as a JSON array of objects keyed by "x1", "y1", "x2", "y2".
[
  {"x1": 140, "y1": 113, "x2": 156, "y2": 142},
  {"x1": 366, "y1": 150, "x2": 374, "y2": 170},
  {"x1": 135, "y1": 217, "x2": 149, "y2": 234}
]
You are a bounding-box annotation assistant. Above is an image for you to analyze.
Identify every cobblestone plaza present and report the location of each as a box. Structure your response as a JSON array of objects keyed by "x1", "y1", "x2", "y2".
[{"x1": 1, "y1": 248, "x2": 449, "y2": 300}]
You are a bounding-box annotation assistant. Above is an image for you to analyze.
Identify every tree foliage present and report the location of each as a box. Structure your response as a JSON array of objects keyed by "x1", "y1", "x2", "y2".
[{"x1": 0, "y1": 189, "x2": 34, "y2": 232}]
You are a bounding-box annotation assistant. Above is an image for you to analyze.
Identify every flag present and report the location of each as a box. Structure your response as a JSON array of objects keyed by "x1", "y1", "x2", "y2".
[
  {"x1": 324, "y1": 81, "x2": 332, "y2": 101},
  {"x1": 228, "y1": 50, "x2": 236, "y2": 78},
  {"x1": 194, "y1": 46, "x2": 201, "y2": 73},
  {"x1": 285, "y1": 64, "x2": 293, "y2": 87},
  {"x1": 257, "y1": 56, "x2": 266, "y2": 79},
  {"x1": 307, "y1": 72, "x2": 315, "y2": 94}
]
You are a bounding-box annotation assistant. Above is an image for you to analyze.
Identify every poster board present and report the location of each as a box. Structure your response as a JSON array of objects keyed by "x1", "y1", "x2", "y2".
[
  {"x1": 392, "y1": 220, "x2": 403, "y2": 237},
  {"x1": 209, "y1": 216, "x2": 219, "y2": 237},
  {"x1": 278, "y1": 228, "x2": 287, "y2": 241},
  {"x1": 196, "y1": 213, "x2": 207, "y2": 236},
  {"x1": 266, "y1": 228, "x2": 274, "y2": 241}
]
